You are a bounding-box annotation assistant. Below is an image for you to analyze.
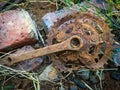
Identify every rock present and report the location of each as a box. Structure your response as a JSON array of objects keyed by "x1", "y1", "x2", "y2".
[
  {"x1": 0, "y1": 9, "x2": 38, "y2": 51},
  {"x1": 42, "y1": 5, "x2": 80, "y2": 31},
  {"x1": 69, "y1": 86, "x2": 78, "y2": 90},
  {"x1": 39, "y1": 64, "x2": 58, "y2": 81},
  {"x1": 77, "y1": 69, "x2": 90, "y2": 80},
  {"x1": 113, "y1": 48, "x2": 120, "y2": 66}
]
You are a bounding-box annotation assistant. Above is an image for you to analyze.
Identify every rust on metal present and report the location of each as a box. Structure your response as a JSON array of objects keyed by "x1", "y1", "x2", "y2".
[
  {"x1": 47, "y1": 12, "x2": 114, "y2": 70},
  {"x1": 1, "y1": 11, "x2": 114, "y2": 71},
  {"x1": 4, "y1": 35, "x2": 83, "y2": 66}
]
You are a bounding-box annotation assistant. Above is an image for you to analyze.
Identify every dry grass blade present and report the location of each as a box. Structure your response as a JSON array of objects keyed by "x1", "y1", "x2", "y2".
[
  {"x1": 81, "y1": 80, "x2": 93, "y2": 90},
  {"x1": 0, "y1": 65, "x2": 40, "y2": 90},
  {"x1": 0, "y1": 50, "x2": 16, "y2": 59}
]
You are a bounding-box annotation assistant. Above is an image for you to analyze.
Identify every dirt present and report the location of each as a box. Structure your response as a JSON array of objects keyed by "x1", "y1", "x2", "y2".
[
  {"x1": 25, "y1": 2, "x2": 56, "y2": 30},
  {"x1": 103, "y1": 72, "x2": 120, "y2": 90},
  {"x1": 0, "y1": 1, "x2": 120, "y2": 90}
]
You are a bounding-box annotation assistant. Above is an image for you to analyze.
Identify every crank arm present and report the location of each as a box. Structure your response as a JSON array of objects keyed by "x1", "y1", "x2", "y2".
[{"x1": 3, "y1": 35, "x2": 83, "y2": 66}]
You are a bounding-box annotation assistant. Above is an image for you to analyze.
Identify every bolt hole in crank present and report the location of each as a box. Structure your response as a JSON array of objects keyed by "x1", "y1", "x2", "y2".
[
  {"x1": 8, "y1": 57, "x2": 12, "y2": 62},
  {"x1": 69, "y1": 35, "x2": 83, "y2": 50},
  {"x1": 70, "y1": 38, "x2": 81, "y2": 48}
]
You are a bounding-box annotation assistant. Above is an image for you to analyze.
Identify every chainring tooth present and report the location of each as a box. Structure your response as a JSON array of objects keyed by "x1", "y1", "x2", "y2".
[{"x1": 46, "y1": 11, "x2": 114, "y2": 71}]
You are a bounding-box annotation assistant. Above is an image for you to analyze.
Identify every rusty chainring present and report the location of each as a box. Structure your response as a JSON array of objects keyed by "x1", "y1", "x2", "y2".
[{"x1": 47, "y1": 12, "x2": 114, "y2": 70}]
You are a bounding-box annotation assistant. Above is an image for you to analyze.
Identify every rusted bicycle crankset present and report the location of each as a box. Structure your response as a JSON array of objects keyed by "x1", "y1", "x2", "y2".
[{"x1": 2, "y1": 11, "x2": 114, "y2": 70}]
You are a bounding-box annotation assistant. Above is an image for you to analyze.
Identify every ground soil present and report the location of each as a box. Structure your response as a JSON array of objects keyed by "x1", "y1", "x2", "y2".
[
  {"x1": 0, "y1": 1, "x2": 120, "y2": 90},
  {"x1": 25, "y1": 2, "x2": 56, "y2": 30}
]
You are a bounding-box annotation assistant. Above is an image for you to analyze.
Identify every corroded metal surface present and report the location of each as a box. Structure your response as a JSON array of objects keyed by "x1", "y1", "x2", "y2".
[
  {"x1": 47, "y1": 12, "x2": 114, "y2": 70},
  {"x1": 4, "y1": 35, "x2": 83, "y2": 66},
  {"x1": 0, "y1": 46, "x2": 43, "y2": 71}
]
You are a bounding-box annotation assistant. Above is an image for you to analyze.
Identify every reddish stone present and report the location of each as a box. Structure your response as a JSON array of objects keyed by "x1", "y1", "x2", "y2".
[{"x1": 0, "y1": 9, "x2": 38, "y2": 51}]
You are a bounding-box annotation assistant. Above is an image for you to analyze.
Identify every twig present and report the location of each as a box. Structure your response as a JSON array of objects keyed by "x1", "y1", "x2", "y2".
[
  {"x1": 64, "y1": 72, "x2": 71, "y2": 79},
  {"x1": 81, "y1": 80, "x2": 93, "y2": 90},
  {"x1": 3, "y1": 74, "x2": 17, "y2": 84},
  {"x1": 96, "y1": 70, "x2": 103, "y2": 90},
  {"x1": 55, "y1": 0, "x2": 58, "y2": 10},
  {"x1": 0, "y1": 50, "x2": 15, "y2": 59},
  {"x1": 78, "y1": 68, "x2": 118, "y2": 72}
]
